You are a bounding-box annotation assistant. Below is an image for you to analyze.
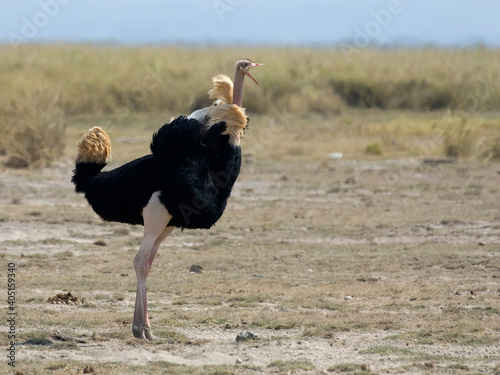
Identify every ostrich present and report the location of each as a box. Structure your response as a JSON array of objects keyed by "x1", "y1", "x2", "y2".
[{"x1": 71, "y1": 60, "x2": 262, "y2": 340}]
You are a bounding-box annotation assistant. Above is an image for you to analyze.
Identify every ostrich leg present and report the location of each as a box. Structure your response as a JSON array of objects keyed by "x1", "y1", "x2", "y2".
[{"x1": 132, "y1": 192, "x2": 174, "y2": 340}]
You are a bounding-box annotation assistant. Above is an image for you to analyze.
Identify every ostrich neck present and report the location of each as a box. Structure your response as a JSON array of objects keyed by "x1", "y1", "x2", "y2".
[{"x1": 232, "y1": 71, "x2": 245, "y2": 107}]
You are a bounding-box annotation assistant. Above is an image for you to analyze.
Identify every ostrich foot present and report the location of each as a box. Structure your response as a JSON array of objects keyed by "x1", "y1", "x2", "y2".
[
  {"x1": 144, "y1": 327, "x2": 158, "y2": 341},
  {"x1": 132, "y1": 325, "x2": 158, "y2": 341}
]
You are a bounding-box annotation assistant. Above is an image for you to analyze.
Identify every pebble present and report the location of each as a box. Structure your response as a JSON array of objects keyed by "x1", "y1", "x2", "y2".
[
  {"x1": 236, "y1": 331, "x2": 259, "y2": 342},
  {"x1": 344, "y1": 296, "x2": 353, "y2": 301},
  {"x1": 328, "y1": 152, "x2": 343, "y2": 159},
  {"x1": 189, "y1": 264, "x2": 204, "y2": 274},
  {"x1": 345, "y1": 176, "x2": 356, "y2": 184}
]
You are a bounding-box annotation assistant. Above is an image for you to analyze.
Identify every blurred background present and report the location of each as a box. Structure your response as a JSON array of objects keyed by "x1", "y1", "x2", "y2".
[
  {"x1": 1, "y1": 0, "x2": 500, "y2": 47},
  {"x1": 0, "y1": 0, "x2": 499, "y2": 167}
]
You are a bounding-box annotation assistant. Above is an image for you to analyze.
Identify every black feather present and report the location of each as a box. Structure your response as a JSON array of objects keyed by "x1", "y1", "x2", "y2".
[{"x1": 72, "y1": 116, "x2": 241, "y2": 229}]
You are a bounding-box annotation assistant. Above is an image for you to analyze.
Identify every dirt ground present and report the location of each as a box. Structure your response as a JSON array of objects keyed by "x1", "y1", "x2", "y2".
[{"x1": 1, "y1": 153, "x2": 500, "y2": 374}]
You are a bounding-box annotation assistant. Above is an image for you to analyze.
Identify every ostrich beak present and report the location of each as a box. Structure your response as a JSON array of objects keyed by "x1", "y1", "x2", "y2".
[{"x1": 245, "y1": 63, "x2": 264, "y2": 85}]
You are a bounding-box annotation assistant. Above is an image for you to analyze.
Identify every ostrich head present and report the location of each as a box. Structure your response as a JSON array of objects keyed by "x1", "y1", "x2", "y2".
[
  {"x1": 233, "y1": 59, "x2": 263, "y2": 107},
  {"x1": 235, "y1": 59, "x2": 264, "y2": 85}
]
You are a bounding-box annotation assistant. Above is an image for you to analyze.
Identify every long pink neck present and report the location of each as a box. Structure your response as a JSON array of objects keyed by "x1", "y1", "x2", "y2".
[{"x1": 232, "y1": 69, "x2": 244, "y2": 107}]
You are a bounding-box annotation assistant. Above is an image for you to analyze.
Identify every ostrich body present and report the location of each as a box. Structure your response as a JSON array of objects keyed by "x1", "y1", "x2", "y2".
[{"x1": 72, "y1": 60, "x2": 262, "y2": 340}]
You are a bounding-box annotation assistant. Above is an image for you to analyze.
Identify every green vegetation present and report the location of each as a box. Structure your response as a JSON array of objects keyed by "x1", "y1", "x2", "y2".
[
  {"x1": 365, "y1": 141, "x2": 383, "y2": 155},
  {"x1": 326, "y1": 363, "x2": 371, "y2": 374},
  {"x1": 8, "y1": 360, "x2": 248, "y2": 375},
  {"x1": 267, "y1": 359, "x2": 315, "y2": 373},
  {"x1": 359, "y1": 345, "x2": 413, "y2": 356}
]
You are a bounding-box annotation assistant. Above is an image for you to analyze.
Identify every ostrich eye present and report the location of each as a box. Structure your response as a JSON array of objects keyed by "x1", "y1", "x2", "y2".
[{"x1": 244, "y1": 62, "x2": 249, "y2": 67}]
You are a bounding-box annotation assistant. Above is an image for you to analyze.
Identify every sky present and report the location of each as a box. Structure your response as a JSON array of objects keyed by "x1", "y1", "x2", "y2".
[{"x1": 1, "y1": 0, "x2": 500, "y2": 47}]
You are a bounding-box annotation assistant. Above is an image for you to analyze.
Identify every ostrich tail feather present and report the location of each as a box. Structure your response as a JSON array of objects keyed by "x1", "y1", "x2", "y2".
[{"x1": 75, "y1": 127, "x2": 111, "y2": 164}]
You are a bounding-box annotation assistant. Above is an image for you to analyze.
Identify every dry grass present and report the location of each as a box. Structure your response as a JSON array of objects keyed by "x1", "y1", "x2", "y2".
[
  {"x1": 0, "y1": 45, "x2": 500, "y2": 373},
  {"x1": 1, "y1": 45, "x2": 500, "y2": 166},
  {"x1": 61, "y1": 110, "x2": 500, "y2": 174},
  {"x1": 2, "y1": 45, "x2": 500, "y2": 116},
  {"x1": 0, "y1": 90, "x2": 65, "y2": 168}
]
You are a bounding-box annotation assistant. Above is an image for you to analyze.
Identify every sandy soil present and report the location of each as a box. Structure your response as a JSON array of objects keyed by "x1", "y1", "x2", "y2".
[{"x1": 1, "y1": 157, "x2": 499, "y2": 374}]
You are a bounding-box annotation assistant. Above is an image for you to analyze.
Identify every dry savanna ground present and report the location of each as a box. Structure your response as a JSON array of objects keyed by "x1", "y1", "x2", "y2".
[{"x1": 0, "y1": 110, "x2": 499, "y2": 375}]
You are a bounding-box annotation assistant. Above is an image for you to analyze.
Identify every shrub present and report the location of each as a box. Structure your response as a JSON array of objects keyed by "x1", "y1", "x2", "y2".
[
  {"x1": 0, "y1": 89, "x2": 66, "y2": 168},
  {"x1": 443, "y1": 117, "x2": 472, "y2": 158},
  {"x1": 365, "y1": 142, "x2": 383, "y2": 155}
]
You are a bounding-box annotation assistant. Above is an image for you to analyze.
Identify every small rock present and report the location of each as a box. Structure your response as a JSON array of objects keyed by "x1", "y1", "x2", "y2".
[
  {"x1": 93, "y1": 240, "x2": 107, "y2": 246},
  {"x1": 253, "y1": 273, "x2": 263, "y2": 278},
  {"x1": 235, "y1": 358, "x2": 243, "y2": 364},
  {"x1": 344, "y1": 296, "x2": 353, "y2": 301},
  {"x1": 189, "y1": 264, "x2": 204, "y2": 274},
  {"x1": 236, "y1": 331, "x2": 258, "y2": 342},
  {"x1": 424, "y1": 362, "x2": 435, "y2": 369},
  {"x1": 328, "y1": 152, "x2": 343, "y2": 160},
  {"x1": 83, "y1": 365, "x2": 95, "y2": 374},
  {"x1": 345, "y1": 176, "x2": 356, "y2": 184},
  {"x1": 361, "y1": 363, "x2": 370, "y2": 371}
]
